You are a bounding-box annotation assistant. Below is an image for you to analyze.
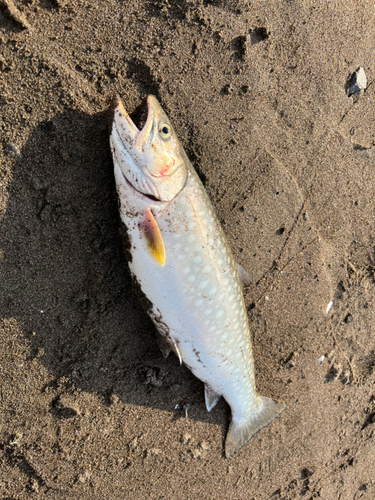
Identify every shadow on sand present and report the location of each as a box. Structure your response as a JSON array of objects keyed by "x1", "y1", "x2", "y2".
[{"x1": 0, "y1": 109, "x2": 229, "y2": 428}]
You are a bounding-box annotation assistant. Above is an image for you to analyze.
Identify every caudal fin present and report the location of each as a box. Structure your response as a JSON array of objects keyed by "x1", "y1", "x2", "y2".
[{"x1": 225, "y1": 396, "x2": 286, "y2": 458}]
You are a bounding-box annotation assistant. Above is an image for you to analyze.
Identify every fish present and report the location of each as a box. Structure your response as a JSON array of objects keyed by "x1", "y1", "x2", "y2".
[{"x1": 110, "y1": 95, "x2": 286, "y2": 457}]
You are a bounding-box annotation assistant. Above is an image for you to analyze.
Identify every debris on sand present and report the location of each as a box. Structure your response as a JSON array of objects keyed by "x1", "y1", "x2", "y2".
[
  {"x1": 326, "y1": 300, "x2": 334, "y2": 314},
  {"x1": 347, "y1": 67, "x2": 367, "y2": 96}
]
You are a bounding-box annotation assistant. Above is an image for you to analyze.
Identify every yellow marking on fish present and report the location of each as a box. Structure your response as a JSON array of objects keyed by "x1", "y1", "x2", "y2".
[{"x1": 140, "y1": 208, "x2": 165, "y2": 266}]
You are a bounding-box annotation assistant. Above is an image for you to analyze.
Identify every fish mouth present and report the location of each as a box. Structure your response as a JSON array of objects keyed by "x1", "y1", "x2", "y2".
[
  {"x1": 130, "y1": 98, "x2": 149, "y2": 132},
  {"x1": 112, "y1": 96, "x2": 161, "y2": 202},
  {"x1": 114, "y1": 95, "x2": 155, "y2": 149}
]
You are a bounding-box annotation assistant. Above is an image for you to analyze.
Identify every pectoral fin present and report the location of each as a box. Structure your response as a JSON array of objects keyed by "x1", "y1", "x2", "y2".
[
  {"x1": 237, "y1": 264, "x2": 252, "y2": 287},
  {"x1": 204, "y1": 383, "x2": 221, "y2": 411},
  {"x1": 140, "y1": 208, "x2": 165, "y2": 266}
]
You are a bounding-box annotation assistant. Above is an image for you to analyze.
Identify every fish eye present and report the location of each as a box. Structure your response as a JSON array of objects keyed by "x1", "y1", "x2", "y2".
[{"x1": 159, "y1": 123, "x2": 172, "y2": 140}]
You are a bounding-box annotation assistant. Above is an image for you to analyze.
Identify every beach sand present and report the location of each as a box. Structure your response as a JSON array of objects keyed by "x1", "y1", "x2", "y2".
[{"x1": 0, "y1": 1, "x2": 374, "y2": 498}]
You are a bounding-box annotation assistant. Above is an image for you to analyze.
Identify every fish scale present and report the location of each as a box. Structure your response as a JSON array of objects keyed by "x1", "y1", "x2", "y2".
[{"x1": 110, "y1": 95, "x2": 285, "y2": 457}]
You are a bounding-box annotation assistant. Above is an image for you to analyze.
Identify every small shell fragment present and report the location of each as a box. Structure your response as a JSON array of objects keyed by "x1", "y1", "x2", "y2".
[
  {"x1": 347, "y1": 67, "x2": 367, "y2": 96},
  {"x1": 326, "y1": 300, "x2": 333, "y2": 314},
  {"x1": 317, "y1": 355, "x2": 325, "y2": 364}
]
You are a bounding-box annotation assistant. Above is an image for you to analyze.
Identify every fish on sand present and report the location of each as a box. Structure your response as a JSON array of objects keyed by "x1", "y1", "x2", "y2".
[{"x1": 110, "y1": 95, "x2": 285, "y2": 457}]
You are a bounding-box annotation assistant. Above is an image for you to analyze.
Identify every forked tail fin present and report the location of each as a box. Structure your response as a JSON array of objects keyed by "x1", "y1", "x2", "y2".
[{"x1": 225, "y1": 396, "x2": 286, "y2": 458}]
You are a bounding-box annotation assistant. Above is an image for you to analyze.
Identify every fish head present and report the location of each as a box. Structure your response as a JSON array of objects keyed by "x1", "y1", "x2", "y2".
[{"x1": 111, "y1": 95, "x2": 187, "y2": 203}]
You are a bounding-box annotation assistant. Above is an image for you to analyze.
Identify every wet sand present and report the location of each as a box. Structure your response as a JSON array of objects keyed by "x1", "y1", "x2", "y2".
[{"x1": 1, "y1": 1, "x2": 375, "y2": 498}]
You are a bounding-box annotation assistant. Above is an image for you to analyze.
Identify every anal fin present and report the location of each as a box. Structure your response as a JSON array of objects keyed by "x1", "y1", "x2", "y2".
[
  {"x1": 237, "y1": 264, "x2": 252, "y2": 287},
  {"x1": 205, "y1": 383, "x2": 221, "y2": 411},
  {"x1": 225, "y1": 396, "x2": 286, "y2": 458}
]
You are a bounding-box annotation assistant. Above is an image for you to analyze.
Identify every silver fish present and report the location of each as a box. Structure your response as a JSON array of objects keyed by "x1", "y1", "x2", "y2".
[{"x1": 110, "y1": 95, "x2": 285, "y2": 457}]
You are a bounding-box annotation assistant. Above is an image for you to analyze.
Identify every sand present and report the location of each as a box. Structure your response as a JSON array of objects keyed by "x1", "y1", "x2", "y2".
[{"x1": 1, "y1": 0, "x2": 375, "y2": 498}]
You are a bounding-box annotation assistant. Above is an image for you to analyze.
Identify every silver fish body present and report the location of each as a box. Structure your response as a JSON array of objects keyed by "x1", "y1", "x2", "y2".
[{"x1": 110, "y1": 96, "x2": 285, "y2": 457}]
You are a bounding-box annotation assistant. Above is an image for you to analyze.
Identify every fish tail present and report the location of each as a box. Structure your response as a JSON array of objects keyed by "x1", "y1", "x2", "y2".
[{"x1": 225, "y1": 396, "x2": 286, "y2": 458}]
